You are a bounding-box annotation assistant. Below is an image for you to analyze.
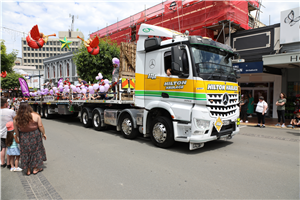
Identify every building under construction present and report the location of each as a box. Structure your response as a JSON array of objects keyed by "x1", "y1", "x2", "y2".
[{"x1": 91, "y1": 0, "x2": 263, "y2": 45}]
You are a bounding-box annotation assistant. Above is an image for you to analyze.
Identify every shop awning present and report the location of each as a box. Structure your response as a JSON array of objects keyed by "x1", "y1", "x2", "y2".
[{"x1": 263, "y1": 52, "x2": 300, "y2": 68}]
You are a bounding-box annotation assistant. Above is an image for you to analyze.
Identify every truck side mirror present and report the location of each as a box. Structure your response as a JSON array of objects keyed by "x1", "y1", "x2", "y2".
[{"x1": 171, "y1": 46, "x2": 183, "y2": 74}]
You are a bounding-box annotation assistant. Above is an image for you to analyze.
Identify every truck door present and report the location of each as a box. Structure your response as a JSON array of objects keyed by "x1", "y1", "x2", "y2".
[{"x1": 161, "y1": 46, "x2": 194, "y2": 122}]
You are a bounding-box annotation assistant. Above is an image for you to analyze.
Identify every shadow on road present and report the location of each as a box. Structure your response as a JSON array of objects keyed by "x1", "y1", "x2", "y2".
[{"x1": 44, "y1": 116, "x2": 234, "y2": 154}]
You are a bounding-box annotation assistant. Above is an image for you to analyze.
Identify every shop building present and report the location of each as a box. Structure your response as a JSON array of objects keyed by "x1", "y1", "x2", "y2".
[{"x1": 231, "y1": 7, "x2": 300, "y2": 118}]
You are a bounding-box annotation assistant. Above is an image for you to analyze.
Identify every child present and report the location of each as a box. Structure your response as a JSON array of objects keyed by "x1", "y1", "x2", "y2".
[
  {"x1": 5, "y1": 121, "x2": 22, "y2": 172},
  {"x1": 287, "y1": 112, "x2": 300, "y2": 128}
]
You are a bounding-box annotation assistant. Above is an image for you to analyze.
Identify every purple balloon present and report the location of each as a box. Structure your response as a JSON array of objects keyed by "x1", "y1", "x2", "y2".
[
  {"x1": 96, "y1": 76, "x2": 100, "y2": 80},
  {"x1": 104, "y1": 84, "x2": 110, "y2": 92},
  {"x1": 49, "y1": 90, "x2": 53, "y2": 95},
  {"x1": 76, "y1": 87, "x2": 81, "y2": 93},
  {"x1": 104, "y1": 79, "x2": 109, "y2": 84},
  {"x1": 81, "y1": 88, "x2": 87, "y2": 94},
  {"x1": 93, "y1": 84, "x2": 99, "y2": 90},
  {"x1": 99, "y1": 86, "x2": 105, "y2": 92},
  {"x1": 98, "y1": 73, "x2": 103, "y2": 80}
]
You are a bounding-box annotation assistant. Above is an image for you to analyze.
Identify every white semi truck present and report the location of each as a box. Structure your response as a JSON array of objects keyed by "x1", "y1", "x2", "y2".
[{"x1": 29, "y1": 24, "x2": 241, "y2": 150}]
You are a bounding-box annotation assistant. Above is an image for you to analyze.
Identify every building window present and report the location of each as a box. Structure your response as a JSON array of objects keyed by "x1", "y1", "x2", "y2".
[
  {"x1": 39, "y1": 66, "x2": 42, "y2": 69},
  {"x1": 50, "y1": 41, "x2": 52, "y2": 45},
  {"x1": 35, "y1": 53, "x2": 38, "y2": 57},
  {"x1": 46, "y1": 53, "x2": 49, "y2": 57},
  {"x1": 46, "y1": 47, "x2": 49, "y2": 51},
  {"x1": 24, "y1": 53, "x2": 26, "y2": 57},
  {"x1": 24, "y1": 59, "x2": 27, "y2": 63},
  {"x1": 32, "y1": 59, "x2": 34, "y2": 63},
  {"x1": 23, "y1": 41, "x2": 26, "y2": 45},
  {"x1": 35, "y1": 59, "x2": 38, "y2": 63},
  {"x1": 23, "y1": 47, "x2": 26, "y2": 51},
  {"x1": 50, "y1": 47, "x2": 52, "y2": 51},
  {"x1": 50, "y1": 53, "x2": 53, "y2": 57},
  {"x1": 28, "y1": 59, "x2": 30, "y2": 63},
  {"x1": 36, "y1": 66, "x2": 38, "y2": 69},
  {"x1": 53, "y1": 41, "x2": 56, "y2": 45},
  {"x1": 47, "y1": 67, "x2": 50, "y2": 78},
  {"x1": 65, "y1": 48, "x2": 67, "y2": 52},
  {"x1": 66, "y1": 63, "x2": 70, "y2": 77},
  {"x1": 27, "y1": 47, "x2": 30, "y2": 51},
  {"x1": 31, "y1": 53, "x2": 34, "y2": 57},
  {"x1": 39, "y1": 59, "x2": 42, "y2": 63},
  {"x1": 42, "y1": 47, "x2": 45, "y2": 51},
  {"x1": 43, "y1": 53, "x2": 45, "y2": 57},
  {"x1": 39, "y1": 53, "x2": 41, "y2": 57}
]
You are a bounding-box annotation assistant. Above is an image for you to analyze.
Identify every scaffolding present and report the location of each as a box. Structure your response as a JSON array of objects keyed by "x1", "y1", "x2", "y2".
[{"x1": 90, "y1": 0, "x2": 262, "y2": 45}]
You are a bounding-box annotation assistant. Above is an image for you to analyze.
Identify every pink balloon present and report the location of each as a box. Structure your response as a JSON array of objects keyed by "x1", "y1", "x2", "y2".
[
  {"x1": 81, "y1": 88, "x2": 87, "y2": 94},
  {"x1": 104, "y1": 84, "x2": 110, "y2": 92}
]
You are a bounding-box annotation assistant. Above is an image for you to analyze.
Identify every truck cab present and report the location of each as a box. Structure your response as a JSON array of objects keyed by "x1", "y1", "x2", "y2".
[{"x1": 135, "y1": 24, "x2": 240, "y2": 150}]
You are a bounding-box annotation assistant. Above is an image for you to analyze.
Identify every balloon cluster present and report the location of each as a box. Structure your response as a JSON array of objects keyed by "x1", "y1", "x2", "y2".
[{"x1": 30, "y1": 72, "x2": 111, "y2": 97}]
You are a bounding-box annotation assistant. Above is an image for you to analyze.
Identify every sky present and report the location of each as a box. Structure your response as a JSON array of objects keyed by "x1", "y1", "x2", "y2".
[{"x1": 1, "y1": 0, "x2": 299, "y2": 58}]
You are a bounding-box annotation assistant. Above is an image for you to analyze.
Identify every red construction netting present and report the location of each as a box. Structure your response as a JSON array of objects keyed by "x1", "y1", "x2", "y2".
[{"x1": 91, "y1": 0, "x2": 258, "y2": 45}]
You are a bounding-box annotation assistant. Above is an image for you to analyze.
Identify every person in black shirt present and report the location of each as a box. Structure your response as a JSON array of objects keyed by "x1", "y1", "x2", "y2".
[{"x1": 240, "y1": 94, "x2": 249, "y2": 123}]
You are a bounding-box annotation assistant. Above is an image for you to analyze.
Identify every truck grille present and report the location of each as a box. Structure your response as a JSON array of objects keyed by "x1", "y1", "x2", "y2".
[{"x1": 206, "y1": 93, "x2": 239, "y2": 118}]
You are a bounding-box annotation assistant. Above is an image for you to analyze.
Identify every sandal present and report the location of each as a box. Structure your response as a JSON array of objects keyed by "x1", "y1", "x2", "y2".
[{"x1": 33, "y1": 168, "x2": 43, "y2": 175}]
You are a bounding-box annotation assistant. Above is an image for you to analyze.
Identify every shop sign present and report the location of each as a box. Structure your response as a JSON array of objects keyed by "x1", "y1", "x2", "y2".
[
  {"x1": 233, "y1": 61, "x2": 263, "y2": 74},
  {"x1": 280, "y1": 7, "x2": 300, "y2": 44}
]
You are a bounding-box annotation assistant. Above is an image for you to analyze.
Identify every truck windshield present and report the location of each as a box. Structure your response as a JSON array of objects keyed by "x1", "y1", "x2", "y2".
[{"x1": 191, "y1": 44, "x2": 236, "y2": 81}]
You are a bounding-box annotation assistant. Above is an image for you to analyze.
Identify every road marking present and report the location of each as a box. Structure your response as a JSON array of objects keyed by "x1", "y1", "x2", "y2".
[{"x1": 18, "y1": 171, "x2": 62, "y2": 200}]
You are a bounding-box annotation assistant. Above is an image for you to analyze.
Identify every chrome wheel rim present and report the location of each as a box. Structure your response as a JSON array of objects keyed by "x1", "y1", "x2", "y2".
[
  {"x1": 93, "y1": 113, "x2": 100, "y2": 127},
  {"x1": 121, "y1": 118, "x2": 132, "y2": 135},
  {"x1": 83, "y1": 112, "x2": 88, "y2": 124},
  {"x1": 153, "y1": 122, "x2": 167, "y2": 143},
  {"x1": 44, "y1": 108, "x2": 48, "y2": 117}
]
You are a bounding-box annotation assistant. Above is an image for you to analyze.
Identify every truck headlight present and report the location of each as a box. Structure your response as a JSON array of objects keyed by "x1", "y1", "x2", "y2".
[{"x1": 194, "y1": 119, "x2": 210, "y2": 130}]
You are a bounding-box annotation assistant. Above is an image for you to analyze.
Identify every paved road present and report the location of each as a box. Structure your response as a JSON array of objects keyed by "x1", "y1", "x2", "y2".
[{"x1": 2, "y1": 116, "x2": 299, "y2": 199}]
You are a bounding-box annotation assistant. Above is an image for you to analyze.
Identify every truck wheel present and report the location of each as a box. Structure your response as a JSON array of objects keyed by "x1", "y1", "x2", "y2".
[
  {"x1": 120, "y1": 113, "x2": 139, "y2": 139},
  {"x1": 92, "y1": 109, "x2": 106, "y2": 131},
  {"x1": 82, "y1": 108, "x2": 92, "y2": 128},
  {"x1": 44, "y1": 106, "x2": 51, "y2": 119},
  {"x1": 150, "y1": 116, "x2": 174, "y2": 148}
]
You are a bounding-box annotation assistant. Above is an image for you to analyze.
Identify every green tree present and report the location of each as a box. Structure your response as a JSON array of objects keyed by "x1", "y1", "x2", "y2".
[
  {"x1": 0, "y1": 72, "x2": 24, "y2": 89},
  {"x1": 73, "y1": 37, "x2": 120, "y2": 83},
  {"x1": 0, "y1": 40, "x2": 18, "y2": 73}
]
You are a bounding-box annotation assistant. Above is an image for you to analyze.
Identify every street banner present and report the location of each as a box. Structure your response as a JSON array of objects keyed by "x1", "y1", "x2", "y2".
[
  {"x1": 58, "y1": 78, "x2": 63, "y2": 87},
  {"x1": 18, "y1": 77, "x2": 30, "y2": 96}
]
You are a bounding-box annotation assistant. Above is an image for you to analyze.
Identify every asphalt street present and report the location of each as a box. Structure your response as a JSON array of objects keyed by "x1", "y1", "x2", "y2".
[{"x1": 1, "y1": 116, "x2": 299, "y2": 199}]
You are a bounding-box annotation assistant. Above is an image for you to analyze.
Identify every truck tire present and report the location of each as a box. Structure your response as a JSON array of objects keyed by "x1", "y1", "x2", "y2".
[
  {"x1": 150, "y1": 116, "x2": 174, "y2": 148},
  {"x1": 44, "y1": 106, "x2": 51, "y2": 119},
  {"x1": 120, "y1": 113, "x2": 139, "y2": 139},
  {"x1": 82, "y1": 108, "x2": 92, "y2": 128},
  {"x1": 92, "y1": 109, "x2": 106, "y2": 131}
]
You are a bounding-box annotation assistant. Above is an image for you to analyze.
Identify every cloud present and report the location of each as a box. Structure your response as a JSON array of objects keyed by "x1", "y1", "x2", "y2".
[
  {"x1": 1, "y1": 1, "x2": 160, "y2": 57},
  {"x1": 259, "y1": 1, "x2": 300, "y2": 25}
]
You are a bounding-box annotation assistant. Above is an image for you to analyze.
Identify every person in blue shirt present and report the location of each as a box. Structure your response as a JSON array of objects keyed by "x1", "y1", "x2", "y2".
[{"x1": 5, "y1": 121, "x2": 22, "y2": 172}]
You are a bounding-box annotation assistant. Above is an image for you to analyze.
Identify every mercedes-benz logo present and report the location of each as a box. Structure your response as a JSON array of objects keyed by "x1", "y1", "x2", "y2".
[
  {"x1": 149, "y1": 59, "x2": 156, "y2": 69},
  {"x1": 223, "y1": 93, "x2": 229, "y2": 105}
]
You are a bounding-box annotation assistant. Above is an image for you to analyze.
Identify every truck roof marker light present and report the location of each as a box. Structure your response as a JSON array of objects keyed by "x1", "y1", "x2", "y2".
[{"x1": 171, "y1": 115, "x2": 175, "y2": 119}]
